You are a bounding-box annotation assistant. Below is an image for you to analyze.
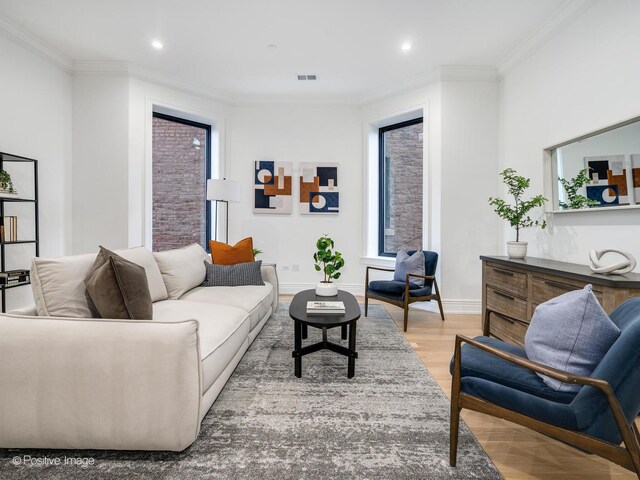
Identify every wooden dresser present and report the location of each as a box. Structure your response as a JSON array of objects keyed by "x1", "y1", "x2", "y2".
[{"x1": 481, "y1": 256, "x2": 640, "y2": 347}]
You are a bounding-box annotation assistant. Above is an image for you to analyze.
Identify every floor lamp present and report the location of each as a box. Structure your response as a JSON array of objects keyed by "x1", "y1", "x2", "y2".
[{"x1": 207, "y1": 178, "x2": 240, "y2": 244}]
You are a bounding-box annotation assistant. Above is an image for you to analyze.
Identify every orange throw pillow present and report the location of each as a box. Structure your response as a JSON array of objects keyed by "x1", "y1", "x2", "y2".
[{"x1": 209, "y1": 237, "x2": 254, "y2": 265}]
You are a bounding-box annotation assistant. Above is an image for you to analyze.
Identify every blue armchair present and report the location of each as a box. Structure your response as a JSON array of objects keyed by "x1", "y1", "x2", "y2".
[
  {"x1": 365, "y1": 250, "x2": 444, "y2": 332},
  {"x1": 449, "y1": 297, "x2": 640, "y2": 477}
]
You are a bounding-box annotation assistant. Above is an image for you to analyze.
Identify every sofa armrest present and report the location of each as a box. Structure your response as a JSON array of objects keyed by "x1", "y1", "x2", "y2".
[
  {"x1": 0, "y1": 315, "x2": 202, "y2": 451},
  {"x1": 261, "y1": 263, "x2": 279, "y2": 312}
]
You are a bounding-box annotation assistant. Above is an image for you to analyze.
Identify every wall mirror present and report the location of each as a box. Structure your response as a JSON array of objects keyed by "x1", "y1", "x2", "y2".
[{"x1": 547, "y1": 117, "x2": 640, "y2": 212}]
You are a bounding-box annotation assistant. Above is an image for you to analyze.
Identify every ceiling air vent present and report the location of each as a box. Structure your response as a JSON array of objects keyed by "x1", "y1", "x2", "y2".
[{"x1": 297, "y1": 74, "x2": 318, "y2": 81}]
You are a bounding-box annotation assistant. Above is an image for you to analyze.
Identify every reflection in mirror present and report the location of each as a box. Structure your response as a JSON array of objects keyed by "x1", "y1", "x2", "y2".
[{"x1": 551, "y1": 119, "x2": 640, "y2": 211}]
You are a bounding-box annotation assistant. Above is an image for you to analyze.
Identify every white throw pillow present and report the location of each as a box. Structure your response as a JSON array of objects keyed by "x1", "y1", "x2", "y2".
[
  {"x1": 153, "y1": 244, "x2": 210, "y2": 299},
  {"x1": 31, "y1": 253, "x2": 97, "y2": 317},
  {"x1": 115, "y1": 246, "x2": 168, "y2": 302}
]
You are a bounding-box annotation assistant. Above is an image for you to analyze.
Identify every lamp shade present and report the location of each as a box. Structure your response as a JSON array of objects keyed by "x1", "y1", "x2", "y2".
[{"x1": 207, "y1": 179, "x2": 240, "y2": 203}]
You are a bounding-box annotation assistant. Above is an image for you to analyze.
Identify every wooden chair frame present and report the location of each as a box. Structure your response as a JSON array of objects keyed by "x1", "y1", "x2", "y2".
[
  {"x1": 450, "y1": 334, "x2": 640, "y2": 478},
  {"x1": 364, "y1": 266, "x2": 445, "y2": 332}
]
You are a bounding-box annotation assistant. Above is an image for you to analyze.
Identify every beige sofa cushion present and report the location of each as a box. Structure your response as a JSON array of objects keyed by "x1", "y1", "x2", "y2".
[
  {"x1": 31, "y1": 253, "x2": 97, "y2": 317},
  {"x1": 153, "y1": 244, "x2": 211, "y2": 299},
  {"x1": 180, "y1": 284, "x2": 274, "y2": 331},
  {"x1": 153, "y1": 300, "x2": 250, "y2": 392},
  {"x1": 31, "y1": 246, "x2": 168, "y2": 317}
]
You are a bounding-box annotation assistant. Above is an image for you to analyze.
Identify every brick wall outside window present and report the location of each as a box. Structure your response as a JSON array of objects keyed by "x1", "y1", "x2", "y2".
[
  {"x1": 152, "y1": 116, "x2": 208, "y2": 251},
  {"x1": 382, "y1": 122, "x2": 423, "y2": 254}
]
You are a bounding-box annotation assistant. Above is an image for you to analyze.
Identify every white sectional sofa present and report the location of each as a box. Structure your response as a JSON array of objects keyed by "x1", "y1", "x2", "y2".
[{"x1": 0, "y1": 244, "x2": 278, "y2": 451}]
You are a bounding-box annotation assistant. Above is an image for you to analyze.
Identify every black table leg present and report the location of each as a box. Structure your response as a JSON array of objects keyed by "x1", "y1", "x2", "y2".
[
  {"x1": 302, "y1": 324, "x2": 308, "y2": 339},
  {"x1": 341, "y1": 324, "x2": 347, "y2": 340},
  {"x1": 294, "y1": 320, "x2": 302, "y2": 378},
  {"x1": 348, "y1": 321, "x2": 357, "y2": 378}
]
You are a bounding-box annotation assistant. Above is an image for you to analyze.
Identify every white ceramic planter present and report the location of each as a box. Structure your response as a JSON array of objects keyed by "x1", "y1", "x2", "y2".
[
  {"x1": 315, "y1": 281, "x2": 338, "y2": 297},
  {"x1": 507, "y1": 241, "x2": 528, "y2": 259}
]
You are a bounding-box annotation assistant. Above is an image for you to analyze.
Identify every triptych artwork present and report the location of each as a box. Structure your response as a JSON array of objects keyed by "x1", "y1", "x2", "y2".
[{"x1": 253, "y1": 161, "x2": 339, "y2": 215}]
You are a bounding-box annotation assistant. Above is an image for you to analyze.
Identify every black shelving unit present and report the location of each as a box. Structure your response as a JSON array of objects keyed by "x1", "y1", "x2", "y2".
[{"x1": 0, "y1": 152, "x2": 39, "y2": 312}]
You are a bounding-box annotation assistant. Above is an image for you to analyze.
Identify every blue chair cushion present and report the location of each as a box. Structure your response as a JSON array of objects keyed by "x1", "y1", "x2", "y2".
[
  {"x1": 450, "y1": 336, "x2": 577, "y2": 404},
  {"x1": 368, "y1": 280, "x2": 433, "y2": 300}
]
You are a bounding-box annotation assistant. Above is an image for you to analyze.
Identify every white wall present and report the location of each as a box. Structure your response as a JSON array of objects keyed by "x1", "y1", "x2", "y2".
[
  {"x1": 441, "y1": 79, "x2": 500, "y2": 302},
  {"x1": 0, "y1": 34, "x2": 72, "y2": 309},
  {"x1": 226, "y1": 104, "x2": 363, "y2": 292},
  {"x1": 72, "y1": 75, "x2": 130, "y2": 253},
  {"x1": 499, "y1": 0, "x2": 640, "y2": 269}
]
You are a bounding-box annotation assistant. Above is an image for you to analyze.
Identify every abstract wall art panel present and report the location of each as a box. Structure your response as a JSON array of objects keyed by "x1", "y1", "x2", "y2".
[
  {"x1": 299, "y1": 162, "x2": 339, "y2": 214},
  {"x1": 584, "y1": 155, "x2": 629, "y2": 205},
  {"x1": 254, "y1": 161, "x2": 292, "y2": 213}
]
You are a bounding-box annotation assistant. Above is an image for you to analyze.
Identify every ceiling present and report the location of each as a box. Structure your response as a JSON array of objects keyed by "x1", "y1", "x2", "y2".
[{"x1": 0, "y1": 0, "x2": 567, "y2": 100}]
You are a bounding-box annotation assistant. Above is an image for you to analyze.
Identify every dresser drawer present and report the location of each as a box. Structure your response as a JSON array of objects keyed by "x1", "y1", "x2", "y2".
[
  {"x1": 486, "y1": 287, "x2": 528, "y2": 322},
  {"x1": 490, "y1": 313, "x2": 527, "y2": 347},
  {"x1": 485, "y1": 263, "x2": 527, "y2": 298},
  {"x1": 532, "y1": 276, "x2": 604, "y2": 305}
]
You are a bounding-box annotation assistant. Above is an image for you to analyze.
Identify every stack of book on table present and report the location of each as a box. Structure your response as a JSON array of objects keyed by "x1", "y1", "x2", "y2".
[
  {"x1": 306, "y1": 301, "x2": 345, "y2": 315},
  {"x1": 0, "y1": 269, "x2": 30, "y2": 287}
]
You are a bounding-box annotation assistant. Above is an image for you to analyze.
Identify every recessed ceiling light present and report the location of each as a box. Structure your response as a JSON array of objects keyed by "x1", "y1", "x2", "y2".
[
  {"x1": 401, "y1": 42, "x2": 411, "y2": 52},
  {"x1": 267, "y1": 44, "x2": 278, "y2": 49},
  {"x1": 151, "y1": 40, "x2": 163, "y2": 50}
]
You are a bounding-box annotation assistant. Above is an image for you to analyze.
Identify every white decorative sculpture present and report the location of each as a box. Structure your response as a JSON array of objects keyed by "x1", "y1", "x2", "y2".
[{"x1": 589, "y1": 249, "x2": 637, "y2": 275}]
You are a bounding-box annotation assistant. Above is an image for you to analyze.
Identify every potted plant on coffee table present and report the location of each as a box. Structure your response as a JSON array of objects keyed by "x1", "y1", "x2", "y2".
[
  {"x1": 489, "y1": 168, "x2": 547, "y2": 259},
  {"x1": 313, "y1": 235, "x2": 344, "y2": 297}
]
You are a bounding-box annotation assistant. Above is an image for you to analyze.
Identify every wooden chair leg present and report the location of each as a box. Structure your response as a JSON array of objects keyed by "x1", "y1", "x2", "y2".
[
  {"x1": 437, "y1": 296, "x2": 445, "y2": 322},
  {"x1": 364, "y1": 291, "x2": 369, "y2": 317},
  {"x1": 450, "y1": 337, "x2": 462, "y2": 466},
  {"x1": 403, "y1": 299, "x2": 409, "y2": 332}
]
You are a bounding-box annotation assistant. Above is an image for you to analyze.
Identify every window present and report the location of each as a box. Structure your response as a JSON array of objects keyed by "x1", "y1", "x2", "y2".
[
  {"x1": 152, "y1": 112, "x2": 211, "y2": 251},
  {"x1": 378, "y1": 118, "x2": 424, "y2": 257}
]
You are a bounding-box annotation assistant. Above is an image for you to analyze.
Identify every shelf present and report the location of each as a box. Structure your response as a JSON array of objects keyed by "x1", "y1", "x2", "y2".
[
  {"x1": 0, "y1": 152, "x2": 37, "y2": 163},
  {"x1": 0, "y1": 197, "x2": 36, "y2": 203},
  {"x1": 0, "y1": 281, "x2": 30, "y2": 290},
  {"x1": 0, "y1": 240, "x2": 37, "y2": 245}
]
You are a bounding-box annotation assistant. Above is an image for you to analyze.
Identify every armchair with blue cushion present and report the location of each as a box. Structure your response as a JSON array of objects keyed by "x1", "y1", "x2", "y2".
[
  {"x1": 449, "y1": 297, "x2": 640, "y2": 477},
  {"x1": 365, "y1": 250, "x2": 444, "y2": 332}
]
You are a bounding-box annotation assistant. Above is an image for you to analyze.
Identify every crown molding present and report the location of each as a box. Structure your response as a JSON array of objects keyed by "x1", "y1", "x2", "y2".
[
  {"x1": 0, "y1": 14, "x2": 72, "y2": 72},
  {"x1": 231, "y1": 94, "x2": 361, "y2": 107},
  {"x1": 438, "y1": 65, "x2": 499, "y2": 82},
  {"x1": 73, "y1": 61, "x2": 234, "y2": 105},
  {"x1": 358, "y1": 68, "x2": 442, "y2": 105},
  {"x1": 497, "y1": 0, "x2": 598, "y2": 78}
]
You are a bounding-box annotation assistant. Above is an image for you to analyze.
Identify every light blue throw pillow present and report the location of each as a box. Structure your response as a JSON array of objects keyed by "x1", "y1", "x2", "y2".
[
  {"x1": 524, "y1": 284, "x2": 620, "y2": 393},
  {"x1": 393, "y1": 250, "x2": 425, "y2": 287}
]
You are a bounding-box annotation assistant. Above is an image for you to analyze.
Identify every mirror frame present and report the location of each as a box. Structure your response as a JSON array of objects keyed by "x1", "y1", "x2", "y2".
[{"x1": 543, "y1": 114, "x2": 640, "y2": 214}]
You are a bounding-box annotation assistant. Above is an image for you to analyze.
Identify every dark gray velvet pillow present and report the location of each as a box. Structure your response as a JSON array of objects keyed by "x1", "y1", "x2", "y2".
[
  {"x1": 202, "y1": 260, "x2": 264, "y2": 287},
  {"x1": 85, "y1": 246, "x2": 153, "y2": 319}
]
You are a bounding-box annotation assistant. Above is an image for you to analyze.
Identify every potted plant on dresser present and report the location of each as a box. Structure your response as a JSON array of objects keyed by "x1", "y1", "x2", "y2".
[
  {"x1": 313, "y1": 235, "x2": 344, "y2": 296},
  {"x1": 489, "y1": 168, "x2": 547, "y2": 259}
]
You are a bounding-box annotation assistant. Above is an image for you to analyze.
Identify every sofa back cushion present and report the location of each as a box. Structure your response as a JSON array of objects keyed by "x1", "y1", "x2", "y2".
[
  {"x1": 525, "y1": 284, "x2": 620, "y2": 392},
  {"x1": 31, "y1": 253, "x2": 97, "y2": 317},
  {"x1": 153, "y1": 244, "x2": 211, "y2": 299},
  {"x1": 31, "y1": 246, "x2": 167, "y2": 318}
]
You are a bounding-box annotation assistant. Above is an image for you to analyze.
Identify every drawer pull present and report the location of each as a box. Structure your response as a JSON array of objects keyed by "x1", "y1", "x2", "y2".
[
  {"x1": 493, "y1": 268, "x2": 514, "y2": 277},
  {"x1": 494, "y1": 290, "x2": 515, "y2": 301},
  {"x1": 544, "y1": 280, "x2": 573, "y2": 291}
]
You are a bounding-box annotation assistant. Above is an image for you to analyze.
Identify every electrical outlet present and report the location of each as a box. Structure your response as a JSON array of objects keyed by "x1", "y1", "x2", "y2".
[
  {"x1": 292, "y1": 264, "x2": 300, "y2": 272},
  {"x1": 281, "y1": 265, "x2": 290, "y2": 271}
]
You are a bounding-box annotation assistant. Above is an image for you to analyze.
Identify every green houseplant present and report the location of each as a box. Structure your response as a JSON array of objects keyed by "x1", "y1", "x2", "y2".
[
  {"x1": 313, "y1": 235, "x2": 344, "y2": 296},
  {"x1": 559, "y1": 168, "x2": 597, "y2": 210},
  {"x1": 0, "y1": 170, "x2": 15, "y2": 194},
  {"x1": 489, "y1": 168, "x2": 547, "y2": 259}
]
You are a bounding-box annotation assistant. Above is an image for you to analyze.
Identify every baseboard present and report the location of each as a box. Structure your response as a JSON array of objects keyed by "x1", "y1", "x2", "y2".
[{"x1": 278, "y1": 283, "x2": 481, "y2": 315}]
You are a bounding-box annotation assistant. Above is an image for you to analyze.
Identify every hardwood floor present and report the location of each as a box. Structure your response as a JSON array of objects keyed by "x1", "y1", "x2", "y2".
[{"x1": 280, "y1": 294, "x2": 636, "y2": 479}]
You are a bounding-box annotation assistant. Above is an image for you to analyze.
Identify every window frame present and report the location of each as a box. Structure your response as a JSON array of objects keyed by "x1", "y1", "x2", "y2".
[
  {"x1": 377, "y1": 116, "x2": 424, "y2": 257},
  {"x1": 152, "y1": 112, "x2": 212, "y2": 249}
]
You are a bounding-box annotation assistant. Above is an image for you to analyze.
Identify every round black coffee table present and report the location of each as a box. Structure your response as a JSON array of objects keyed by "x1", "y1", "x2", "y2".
[{"x1": 289, "y1": 289, "x2": 361, "y2": 379}]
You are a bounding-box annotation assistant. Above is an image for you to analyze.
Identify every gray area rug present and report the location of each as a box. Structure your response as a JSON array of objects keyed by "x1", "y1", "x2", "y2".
[{"x1": 0, "y1": 303, "x2": 502, "y2": 479}]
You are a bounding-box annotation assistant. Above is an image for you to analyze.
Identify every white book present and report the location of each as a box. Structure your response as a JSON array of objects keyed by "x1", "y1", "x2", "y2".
[{"x1": 306, "y1": 301, "x2": 345, "y2": 315}]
